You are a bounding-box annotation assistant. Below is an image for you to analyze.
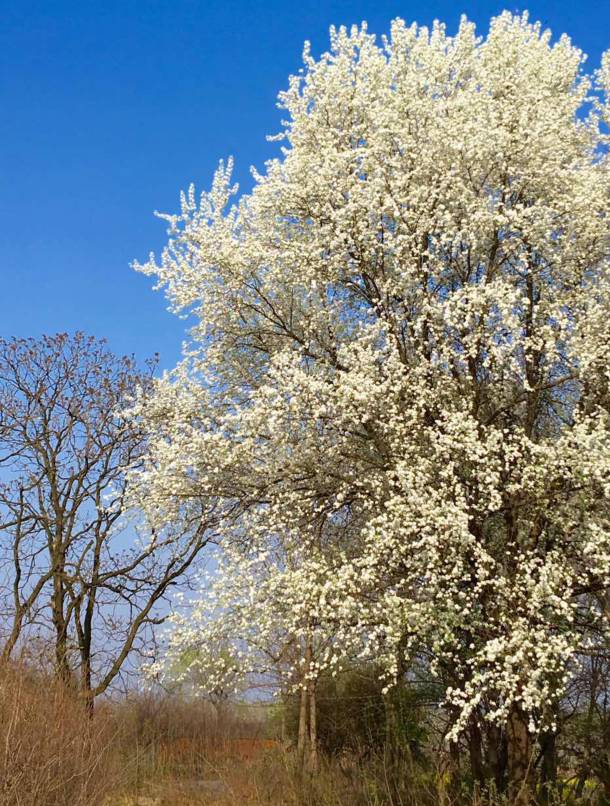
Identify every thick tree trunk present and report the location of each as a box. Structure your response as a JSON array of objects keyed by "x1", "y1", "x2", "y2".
[
  {"x1": 487, "y1": 722, "x2": 507, "y2": 793},
  {"x1": 51, "y1": 564, "x2": 72, "y2": 686},
  {"x1": 467, "y1": 719, "x2": 485, "y2": 788},
  {"x1": 506, "y1": 704, "x2": 533, "y2": 805}
]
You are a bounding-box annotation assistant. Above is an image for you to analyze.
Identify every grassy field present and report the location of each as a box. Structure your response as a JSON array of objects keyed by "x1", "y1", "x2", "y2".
[{"x1": 0, "y1": 662, "x2": 605, "y2": 806}]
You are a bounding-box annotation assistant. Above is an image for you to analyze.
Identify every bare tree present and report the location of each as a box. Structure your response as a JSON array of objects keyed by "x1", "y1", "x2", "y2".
[{"x1": 0, "y1": 333, "x2": 216, "y2": 705}]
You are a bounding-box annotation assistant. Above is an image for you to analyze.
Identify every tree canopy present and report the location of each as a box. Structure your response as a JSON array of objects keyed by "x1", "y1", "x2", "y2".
[{"x1": 131, "y1": 13, "x2": 610, "y2": 801}]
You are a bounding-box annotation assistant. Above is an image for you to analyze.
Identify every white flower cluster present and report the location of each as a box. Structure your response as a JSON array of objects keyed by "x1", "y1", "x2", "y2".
[{"x1": 132, "y1": 13, "x2": 610, "y2": 737}]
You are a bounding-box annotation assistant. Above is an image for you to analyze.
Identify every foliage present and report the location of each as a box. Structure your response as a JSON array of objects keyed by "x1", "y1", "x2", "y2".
[
  {"x1": 130, "y1": 11, "x2": 610, "y2": 800},
  {"x1": 282, "y1": 665, "x2": 432, "y2": 759}
]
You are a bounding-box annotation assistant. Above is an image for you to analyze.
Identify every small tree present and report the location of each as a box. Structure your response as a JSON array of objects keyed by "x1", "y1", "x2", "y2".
[
  {"x1": 0, "y1": 333, "x2": 216, "y2": 704},
  {"x1": 148, "y1": 540, "x2": 340, "y2": 773}
]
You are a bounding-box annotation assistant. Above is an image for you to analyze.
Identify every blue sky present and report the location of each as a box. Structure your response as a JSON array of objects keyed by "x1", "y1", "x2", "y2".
[{"x1": 1, "y1": 0, "x2": 608, "y2": 370}]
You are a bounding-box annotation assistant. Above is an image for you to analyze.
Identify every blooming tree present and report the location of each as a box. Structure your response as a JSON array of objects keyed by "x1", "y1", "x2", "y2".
[
  {"x1": 149, "y1": 541, "x2": 340, "y2": 770},
  {"x1": 131, "y1": 13, "x2": 610, "y2": 800}
]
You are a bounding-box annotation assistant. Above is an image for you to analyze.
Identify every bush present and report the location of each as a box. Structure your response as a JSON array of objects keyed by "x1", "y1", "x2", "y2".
[{"x1": 281, "y1": 665, "x2": 432, "y2": 759}]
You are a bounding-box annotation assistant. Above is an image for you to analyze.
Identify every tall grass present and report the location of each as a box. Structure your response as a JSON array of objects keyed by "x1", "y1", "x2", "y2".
[
  {"x1": 0, "y1": 662, "x2": 600, "y2": 804},
  {"x1": 0, "y1": 662, "x2": 120, "y2": 806}
]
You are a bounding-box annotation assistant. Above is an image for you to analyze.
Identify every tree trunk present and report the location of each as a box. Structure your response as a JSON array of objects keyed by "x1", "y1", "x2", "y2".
[
  {"x1": 467, "y1": 718, "x2": 485, "y2": 788},
  {"x1": 2, "y1": 618, "x2": 23, "y2": 662},
  {"x1": 81, "y1": 654, "x2": 94, "y2": 715},
  {"x1": 447, "y1": 738, "x2": 462, "y2": 802},
  {"x1": 297, "y1": 676, "x2": 309, "y2": 769},
  {"x1": 574, "y1": 770, "x2": 588, "y2": 800},
  {"x1": 308, "y1": 678, "x2": 318, "y2": 772},
  {"x1": 539, "y1": 730, "x2": 557, "y2": 804},
  {"x1": 507, "y1": 704, "x2": 533, "y2": 805},
  {"x1": 487, "y1": 722, "x2": 507, "y2": 793},
  {"x1": 384, "y1": 691, "x2": 398, "y2": 758},
  {"x1": 51, "y1": 557, "x2": 72, "y2": 686}
]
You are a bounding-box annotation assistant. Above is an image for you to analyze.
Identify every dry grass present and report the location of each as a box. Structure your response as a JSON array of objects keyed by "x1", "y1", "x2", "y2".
[
  {"x1": 0, "y1": 663, "x2": 593, "y2": 805},
  {"x1": 104, "y1": 748, "x2": 455, "y2": 806},
  {"x1": 0, "y1": 665, "x2": 495, "y2": 806},
  {"x1": 0, "y1": 662, "x2": 121, "y2": 806}
]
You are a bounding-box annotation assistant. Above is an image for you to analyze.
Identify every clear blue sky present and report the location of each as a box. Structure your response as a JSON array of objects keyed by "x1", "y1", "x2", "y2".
[{"x1": 1, "y1": 0, "x2": 608, "y2": 369}]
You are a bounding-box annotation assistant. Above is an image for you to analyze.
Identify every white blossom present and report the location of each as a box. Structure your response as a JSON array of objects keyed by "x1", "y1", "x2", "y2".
[{"x1": 131, "y1": 12, "x2": 610, "y2": 737}]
